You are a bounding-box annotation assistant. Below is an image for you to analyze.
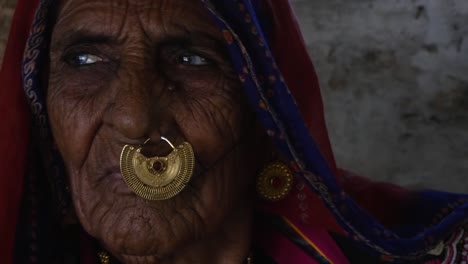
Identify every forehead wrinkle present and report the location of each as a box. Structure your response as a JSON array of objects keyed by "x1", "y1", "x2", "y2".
[
  {"x1": 53, "y1": 0, "x2": 145, "y2": 47},
  {"x1": 57, "y1": 0, "x2": 123, "y2": 25},
  {"x1": 137, "y1": 0, "x2": 185, "y2": 41},
  {"x1": 53, "y1": 0, "x2": 223, "y2": 51},
  {"x1": 138, "y1": 0, "x2": 221, "y2": 43},
  {"x1": 113, "y1": 0, "x2": 131, "y2": 44}
]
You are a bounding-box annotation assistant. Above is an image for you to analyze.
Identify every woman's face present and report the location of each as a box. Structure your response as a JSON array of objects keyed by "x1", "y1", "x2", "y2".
[{"x1": 47, "y1": 0, "x2": 263, "y2": 261}]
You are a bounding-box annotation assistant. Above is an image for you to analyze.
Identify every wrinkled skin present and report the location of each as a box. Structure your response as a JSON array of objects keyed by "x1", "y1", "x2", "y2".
[{"x1": 47, "y1": 0, "x2": 266, "y2": 263}]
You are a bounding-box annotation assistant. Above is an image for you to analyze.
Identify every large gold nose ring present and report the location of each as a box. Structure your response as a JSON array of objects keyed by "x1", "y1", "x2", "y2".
[{"x1": 120, "y1": 137, "x2": 195, "y2": 200}]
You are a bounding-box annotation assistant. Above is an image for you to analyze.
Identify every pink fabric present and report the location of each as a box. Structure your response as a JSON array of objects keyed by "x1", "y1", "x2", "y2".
[
  {"x1": 287, "y1": 217, "x2": 350, "y2": 264},
  {"x1": 258, "y1": 229, "x2": 320, "y2": 264}
]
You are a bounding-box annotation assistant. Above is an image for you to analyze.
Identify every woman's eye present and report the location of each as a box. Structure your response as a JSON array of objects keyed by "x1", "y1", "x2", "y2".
[
  {"x1": 178, "y1": 54, "x2": 210, "y2": 66},
  {"x1": 66, "y1": 53, "x2": 103, "y2": 66}
]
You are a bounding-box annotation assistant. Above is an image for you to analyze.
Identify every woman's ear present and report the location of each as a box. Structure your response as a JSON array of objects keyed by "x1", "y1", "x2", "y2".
[
  {"x1": 253, "y1": 121, "x2": 296, "y2": 202},
  {"x1": 253, "y1": 121, "x2": 289, "y2": 165}
]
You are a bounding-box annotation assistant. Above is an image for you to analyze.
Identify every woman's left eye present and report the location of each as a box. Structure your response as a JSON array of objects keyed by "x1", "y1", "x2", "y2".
[{"x1": 178, "y1": 54, "x2": 210, "y2": 66}]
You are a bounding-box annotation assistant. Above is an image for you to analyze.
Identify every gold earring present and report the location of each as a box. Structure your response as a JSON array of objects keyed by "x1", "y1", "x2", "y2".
[
  {"x1": 256, "y1": 162, "x2": 294, "y2": 201},
  {"x1": 120, "y1": 137, "x2": 195, "y2": 200}
]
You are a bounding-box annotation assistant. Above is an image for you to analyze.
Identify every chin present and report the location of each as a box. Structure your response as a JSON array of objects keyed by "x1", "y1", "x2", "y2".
[{"x1": 70, "y1": 169, "x2": 210, "y2": 259}]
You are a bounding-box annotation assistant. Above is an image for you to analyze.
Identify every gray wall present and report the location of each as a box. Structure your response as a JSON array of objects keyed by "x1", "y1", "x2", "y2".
[
  {"x1": 292, "y1": 0, "x2": 468, "y2": 192},
  {"x1": 1, "y1": 1, "x2": 467, "y2": 192},
  {"x1": 0, "y1": 0, "x2": 15, "y2": 62}
]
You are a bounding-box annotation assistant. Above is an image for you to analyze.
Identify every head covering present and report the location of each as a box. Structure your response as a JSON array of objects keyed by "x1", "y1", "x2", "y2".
[
  {"x1": 1, "y1": 0, "x2": 468, "y2": 263},
  {"x1": 0, "y1": 0, "x2": 39, "y2": 263}
]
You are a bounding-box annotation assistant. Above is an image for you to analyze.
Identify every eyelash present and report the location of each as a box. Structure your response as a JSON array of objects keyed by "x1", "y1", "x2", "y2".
[
  {"x1": 63, "y1": 48, "x2": 107, "y2": 68},
  {"x1": 63, "y1": 51, "x2": 211, "y2": 68},
  {"x1": 68, "y1": 54, "x2": 103, "y2": 66},
  {"x1": 177, "y1": 54, "x2": 210, "y2": 66}
]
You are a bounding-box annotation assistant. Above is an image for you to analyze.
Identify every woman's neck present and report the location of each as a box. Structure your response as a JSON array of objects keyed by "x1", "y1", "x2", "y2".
[
  {"x1": 106, "y1": 206, "x2": 254, "y2": 264},
  {"x1": 162, "y1": 207, "x2": 253, "y2": 264}
]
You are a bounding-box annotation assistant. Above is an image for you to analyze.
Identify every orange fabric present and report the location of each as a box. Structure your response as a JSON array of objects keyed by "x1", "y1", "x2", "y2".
[{"x1": 0, "y1": 0, "x2": 40, "y2": 263}]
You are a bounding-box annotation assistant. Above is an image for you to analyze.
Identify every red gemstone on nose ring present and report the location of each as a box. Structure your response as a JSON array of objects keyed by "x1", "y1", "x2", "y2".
[
  {"x1": 153, "y1": 161, "x2": 164, "y2": 172},
  {"x1": 270, "y1": 177, "x2": 283, "y2": 189}
]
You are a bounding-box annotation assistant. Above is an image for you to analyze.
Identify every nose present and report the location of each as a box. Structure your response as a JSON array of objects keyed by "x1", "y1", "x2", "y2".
[{"x1": 103, "y1": 68, "x2": 171, "y2": 142}]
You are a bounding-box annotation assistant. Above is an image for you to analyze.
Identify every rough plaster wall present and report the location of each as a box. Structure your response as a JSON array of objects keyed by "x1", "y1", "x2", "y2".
[
  {"x1": 0, "y1": 0, "x2": 15, "y2": 64},
  {"x1": 292, "y1": 0, "x2": 468, "y2": 192},
  {"x1": 1, "y1": 1, "x2": 467, "y2": 192}
]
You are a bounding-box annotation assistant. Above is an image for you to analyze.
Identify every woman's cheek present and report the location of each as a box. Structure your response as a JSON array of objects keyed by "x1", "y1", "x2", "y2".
[
  {"x1": 46, "y1": 74, "x2": 106, "y2": 170},
  {"x1": 174, "y1": 85, "x2": 245, "y2": 167}
]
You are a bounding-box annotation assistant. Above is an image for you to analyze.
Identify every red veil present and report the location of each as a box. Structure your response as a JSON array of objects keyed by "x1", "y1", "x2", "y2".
[{"x1": 0, "y1": 1, "x2": 40, "y2": 263}]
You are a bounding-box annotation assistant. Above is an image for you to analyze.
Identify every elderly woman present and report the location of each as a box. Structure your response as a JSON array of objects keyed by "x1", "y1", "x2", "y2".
[{"x1": 1, "y1": 0, "x2": 468, "y2": 263}]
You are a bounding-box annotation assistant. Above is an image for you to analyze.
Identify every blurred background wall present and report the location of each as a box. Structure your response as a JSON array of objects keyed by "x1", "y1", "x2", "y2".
[
  {"x1": 0, "y1": 0, "x2": 15, "y2": 62},
  {"x1": 1, "y1": 0, "x2": 467, "y2": 192},
  {"x1": 291, "y1": 0, "x2": 468, "y2": 193}
]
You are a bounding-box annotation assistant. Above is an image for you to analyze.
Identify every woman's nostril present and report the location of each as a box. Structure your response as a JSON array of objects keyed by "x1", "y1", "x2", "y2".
[{"x1": 140, "y1": 140, "x2": 174, "y2": 157}]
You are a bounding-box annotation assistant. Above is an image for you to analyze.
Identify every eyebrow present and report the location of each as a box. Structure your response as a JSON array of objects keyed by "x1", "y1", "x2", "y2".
[
  {"x1": 53, "y1": 29, "x2": 119, "y2": 49},
  {"x1": 52, "y1": 27, "x2": 225, "y2": 54}
]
